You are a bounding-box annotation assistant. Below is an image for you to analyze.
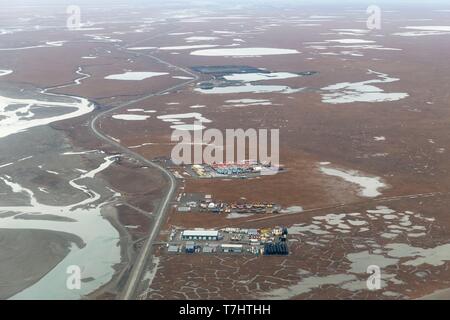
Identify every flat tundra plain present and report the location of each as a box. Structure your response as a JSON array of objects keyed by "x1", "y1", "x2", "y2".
[{"x1": 1, "y1": 1, "x2": 450, "y2": 300}]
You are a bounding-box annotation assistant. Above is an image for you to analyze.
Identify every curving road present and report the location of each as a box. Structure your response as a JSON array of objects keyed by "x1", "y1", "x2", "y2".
[{"x1": 89, "y1": 47, "x2": 199, "y2": 300}]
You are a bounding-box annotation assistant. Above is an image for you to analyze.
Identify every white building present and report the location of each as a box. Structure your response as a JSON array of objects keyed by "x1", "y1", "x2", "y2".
[
  {"x1": 181, "y1": 229, "x2": 220, "y2": 241},
  {"x1": 221, "y1": 244, "x2": 243, "y2": 253},
  {"x1": 208, "y1": 202, "x2": 216, "y2": 209}
]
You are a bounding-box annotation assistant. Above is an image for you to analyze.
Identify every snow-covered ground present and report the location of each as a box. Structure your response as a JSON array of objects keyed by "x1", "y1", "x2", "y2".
[
  {"x1": 112, "y1": 114, "x2": 150, "y2": 121},
  {"x1": 321, "y1": 70, "x2": 409, "y2": 104},
  {"x1": 190, "y1": 47, "x2": 300, "y2": 57},
  {"x1": 320, "y1": 164, "x2": 386, "y2": 197},
  {"x1": 104, "y1": 71, "x2": 168, "y2": 80}
]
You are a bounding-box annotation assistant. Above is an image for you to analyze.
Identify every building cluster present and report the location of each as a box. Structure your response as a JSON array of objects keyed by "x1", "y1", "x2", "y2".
[
  {"x1": 222, "y1": 227, "x2": 288, "y2": 244},
  {"x1": 167, "y1": 227, "x2": 289, "y2": 256},
  {"x1": 177, "y1": 193, "x2": 281, "y2": 214},
  {"x1": 212, "y1": 160, "x2": 263, "y2": 175},
  {"x1": 190, "y1": 160, "x2": 281, "y2": 178}
]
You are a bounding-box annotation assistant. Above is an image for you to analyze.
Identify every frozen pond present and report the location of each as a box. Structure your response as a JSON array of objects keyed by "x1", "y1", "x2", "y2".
[
  {"x1": 195, "y1": 83, "x2": 303, "y2": 94},
  {"x1": 320, "y1": 164, "x2": 386, "y2": 197},
  {"x1": 167, "y1": 124, "x2": 205, "y2": 131},
  {"x1": 262, "y1": 272, "x2": 356, "y2": 299},
  {"x1": 190, "y1": 47, "x2": 300, "y2": 57},
  {"x1": 127, "y1": 46, "x2": 157, "y2": 50},
  {"x1": 173, "y1": 76, "x2": 194, "y2": 80},
  {"x1": 189, "y1": 104, "x2": 206, "y2": 109},
  {"x1": 404, "y1": 26, "x2": 450, "y2": 31},
  {"x1": 157, "y1": 112, "x2": 211, "y2": 131},
  {"x1": 226, "y1": 212, "x2": 254, "y2": 219},
  {"x1": 112, "y1": 114, "x2": 150, "y2": 121},
  {"x1": 281, "y1": 206, "x2": 304, "y2": 214},
  {"x1": 194, "y1": 67, "x2": 310, "y2": 95},
  {"x1": 159, "y1": 44, "x2": 218, "y2": 50},
  {"x1": 185, "y1": 36, "x2": 219, "y2": 42},
  {"x1": 347, "y1": 251, "x2": 398, "y2": 273},
  {"x1": 386, "y1": 243, "x2": 450, "y2": 267},
  {"x1": 0, "y1": 69, "x2": 13, "y2": 77},
  {"x1": 224, "y1": 99, "x2": 272, "y2": 107},
  {"x1": 394, "y1": 26, "x2": 450, "y2": 37},
  {"x1": 104, "y1": 71, "x2": 168, "y2": 80},
  {"x1": 321, "y1": 70, "x2": 409, "y2": 104},
  {"x1": 223, "y1": 72, "x2": 300, "y2": 82},
  {"x1": 0, "y1": 41, "x2": 66, "y2": 51},
  {"x1": 332, "y1": 29, "x2": 370, "y2": 36},
  {"x1": 326, "y1": 39, "x2": 375, "y2": 44},
  {"x1": 307, "y1": 40, "x2": 401, "y2": 56}
]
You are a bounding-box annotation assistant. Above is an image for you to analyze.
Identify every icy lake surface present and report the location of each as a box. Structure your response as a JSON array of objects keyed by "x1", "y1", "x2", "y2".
[
  {"x1": 0, "y1": 69, "x2": 13, "y2": 77},
  {"x1": 224, "y1": 99, "x2": 272, "y2": 107},
  {"x1": 195, "y1": 68, "x2": 305, "y2": 95},
  {"x1": 112, "y1": 114, "x2": 150, "y2": 121},
  {"x1": 320, "y1": 164, "x2": 386, "y2": 197},
  {"x1": 394, "y1": 26, "x2": 450, "y2": 37},
  {"x1": 190, "y1": 47, "x2": 300, "y2": 57},
  {"x1": 196, "y1": 84, "x2": 303, "y2": 94},
  {"x1": 0, "y1": 41, "x2": 66, "y2": 51},
  {"x1": 326, "y1": 39, "x2": 375, "y2": 44},
  {"x1": 223, "y1": 72, "x2": 300, "y2": 82},
  {"x1": 321, "y1": 70, "x2": 409, "y2": 104},
  {"x1": 104, "y1": 71, "x2": 168, "y2": 80},
  {"x1": 185, "y1": 36, "x2": 219, "y2": 42},
  {"x1": 127, "y1": 46, "x2": 157, "y2": 50},
  {"x1": 159, "y1": 44, "x2": 219, "y2": 50},
  {"x1": 157, "y1": 112, "x2": 211, "y2": 131}
]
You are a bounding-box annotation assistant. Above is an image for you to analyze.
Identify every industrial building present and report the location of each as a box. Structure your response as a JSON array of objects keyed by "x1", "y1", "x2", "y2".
[
  {"x1": 264, "y1": 242, "x2": 289, "y2": 255},
  {"x1": 169, "y1": 226, "x2": 289, "y2": 256},
  {"x1": 177, "y1": 206, "x2": 191, "y2": 212},
  {"x1": 177, "y1": 192, "x2": 282, "y2": 215},
  {"x1": 221, "y1": 244, "x2": 243, "y2": 253},
  {"x1": 202, "y1": 246, "x2": 215, "y2": 253},
  {"x1": 188, "y1": 160, "x2": 283, "y2": 179},
  {"x1": 181, "y1": 229, "x2": 220, "y2": 241},
  {"x1": 185, "y1": 241, "x2": 196, "y2": 253},
  {"x1": 168, "y1": 245, "x2": 180, "y2": 253}
]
